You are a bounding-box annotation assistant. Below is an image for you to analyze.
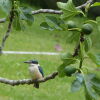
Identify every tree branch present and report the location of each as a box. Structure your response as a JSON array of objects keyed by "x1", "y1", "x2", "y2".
[
  {"x1": 73, "y1": 32, "x2": 84, "y2": 57},
  {"x1": 32, "y1": 0, "x2": 93, "y2": 15},
  {"x1": 31, "y1": 9, "x2": 62, "y2": 15},
  {"x1": 0, "y1": 5, "x2": 15, "y2": 53},
  {"x1": 0, "y1": 72, "x2": 58, "y2": 86},
  {"x1": 0, "y1": 0, "x2": 93, "y2": 23},
  {"x1": 76, "y1": 0, "x2": 93, "y2": 9}
]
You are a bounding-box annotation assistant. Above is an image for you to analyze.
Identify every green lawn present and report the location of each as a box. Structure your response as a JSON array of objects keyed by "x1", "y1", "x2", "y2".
[
  {"x1": 0, "y1": 54, "x2": 99, "y2": 100},
  {"x1": 0, "y1": 14, "x2": 69, "y2": 52},
  {"x1": 0, "y1": 10, "x2": 100, "y2": 100},
  {"x1": 0, "y1": 54, "x2": 85, "y2": 100}
]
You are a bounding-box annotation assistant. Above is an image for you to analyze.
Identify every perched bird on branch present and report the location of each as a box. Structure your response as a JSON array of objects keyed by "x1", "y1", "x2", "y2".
[{"x1": 24, "y1": 60, "x2": 44, "y2": 88}]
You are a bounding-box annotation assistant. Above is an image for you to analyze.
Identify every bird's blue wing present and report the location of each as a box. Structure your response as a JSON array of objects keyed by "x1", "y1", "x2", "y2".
[{"x1": 38, "y1": 66, "x2": 44, "y2": 77}]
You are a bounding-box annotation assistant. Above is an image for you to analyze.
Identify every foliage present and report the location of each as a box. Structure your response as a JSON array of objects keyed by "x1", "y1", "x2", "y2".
[
  {"x1": 81, "y1": 24, "x2": 93, "y2": 35},
  {"x1": 0, "y1": 0, "x2": 100, "y2": 100},
  {"x1": 40, "y1": 0, "x2": 100, "y2": 100},
  {"x1": 0, "y1": 0, "x2": 34, "y2": 31},
  {"x1": 66, "y1": 20, "x2": 77, "y2": 29},
  {"x1": 88, "y1": 53, "x2": 100, "y2": 67},
  {"x1": 0, "y1": 0, "x2": 11, "y2": 14},
  {"x1": 57, "y1": 0, "x2": 85, "y2": 20},
  {"x1": 91, "y1": 2, "x2": 100, "y2": 7}
]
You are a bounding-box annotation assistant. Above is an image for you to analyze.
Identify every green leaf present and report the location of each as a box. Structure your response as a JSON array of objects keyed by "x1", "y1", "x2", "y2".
[
  {"x1": 46, "y1": 16, "x2": 58, "y2": 25},
  {"x1": 64, "y1": 58, "x2": 77, "y2": 66},
  {"x1": 20, "y1": 7, "x2": 32, "y2": 15},
  {"x1": 93, "y1": 86, "x2": 100, "y2": 96},
  {"x1": 96, "y1": 17, "x2": 100, "y2": 22},
  {"x1": 91, "y1": 2, "x2": 100, "y2": 7},
  {"x1": 24, "y1": 14, "x2": 34, "y2": 25},
  {"x1": 84, "y1": 36, "x2": 92, "y2": 52},
  {"x1": 71, "y1": 73, "x2": 83, "y2": 92},
  {"x1": 20, "y1": 7, "x2": 34, "y2": 25},
  {"x1": 88, "y1": 53, "x2": 100, "y2": 67},
  {"x1": 13, "y1": 15, "x2": 21, "y2": 31},
  {"x1": 84, "y1": 20, "x2": 97, "y2": 24},
  {"x1": 64, "y1": 66, "x2": 77, "y2": 77},
  {"x1": 61, "y1": 53, "x2": 77, "y2": 65},
  {"x1": 46, "y1": 16, "x2": 63, "y2": 30},
  {"x1": 92, "y1": 76, "x2": 100, "y2": 89},
  {"x1": 58, "y1": 64, "x2": 77, "y2": 77},
  {"x1": 57, "y1": 0, "x2": 85, "y2": 20},
  {"x1": 12, "y1": 10, "x2": 22, "y2": 31},
  {"x1": 0, "y1": 0, "x2": 11, "y2": 14},
  {"x1": 58, "y1": 53, "x2": 77, "y2": 77},
  {"x1": 61, "y1": 52, "x2": 72, "y2": 61},
  {"x1": 96, "y1": 17, "x2": 100, "y2": 31},
  {"x1": 84, "y1": 73, "x2": 99, "y2": 100},
  {"x1": 80, "y1": 42, "x2": 85, "y2": 60},
  {"x1": 92, "y1": 76, "x2": 100, "y2": 96},
  {"x1": 66, "y1": 31, "x2": 80, "y2": 43},
  {"x1": 41, "y1": 16, "x2": 66, "y2": 31},
  {"x1": 57, "y1": 64, "x2": 66, "y2": 77},
  {"x1": 40, "y1": 22, "x2": 54, "y2": 31},
  {"x1": 13, "y1": 10, "x2": 25, "y2": 31},
  {"x1": 84, "y1": 87, "x2": 93, "y2": 100}
]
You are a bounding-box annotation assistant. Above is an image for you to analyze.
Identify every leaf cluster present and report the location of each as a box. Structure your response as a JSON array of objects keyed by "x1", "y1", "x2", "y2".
[
  {"x1": 71, "y1": 73, "x2": 100, "y2": 100},
  {"x1": 0, "y1": 0, "x2": 100, "y2": 100},
  {"x1": 40, "y1": 1, "x2": 100, "y2": 100},
  {"x1": 0, "y1": 0, "x2": 34, "y2": 31}
]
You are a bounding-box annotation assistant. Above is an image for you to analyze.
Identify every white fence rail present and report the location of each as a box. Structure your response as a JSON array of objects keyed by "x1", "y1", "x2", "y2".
[{"x1": 2, "y1": 51, "x2": 60, "y2": 55}]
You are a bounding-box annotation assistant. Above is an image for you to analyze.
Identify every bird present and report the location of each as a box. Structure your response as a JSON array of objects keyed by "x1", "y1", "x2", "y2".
[{"x1": 24, "y1": 60, "x2": 44, "y2": 88}]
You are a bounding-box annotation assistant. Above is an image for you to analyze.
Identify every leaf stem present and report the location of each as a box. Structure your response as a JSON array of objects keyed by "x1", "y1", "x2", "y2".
[
  {"x1": 79, "y1": 59, "x2": 83, "y2": 69},
  {"x1": 73, "y1": 31, "x2": 85, "y2": 71},
  {"x1": 73, "y1": 32, "x2": 84, "y2": 57}
]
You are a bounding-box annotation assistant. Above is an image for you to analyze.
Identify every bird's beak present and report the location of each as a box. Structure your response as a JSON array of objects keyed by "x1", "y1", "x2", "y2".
[{"x1": 24, "y1": 61, "x2": 31, "y2": 64}]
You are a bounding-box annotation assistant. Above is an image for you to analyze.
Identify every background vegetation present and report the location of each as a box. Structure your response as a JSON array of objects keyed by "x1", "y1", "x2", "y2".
[{"x1": 0, "y1": 0, "x2": 100, "y2": 100}]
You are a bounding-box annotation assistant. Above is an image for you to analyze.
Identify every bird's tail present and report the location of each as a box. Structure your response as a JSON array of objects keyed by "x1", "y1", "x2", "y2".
[{"x1": 34, "y1": 82, "x2": 39, "y2": 88}]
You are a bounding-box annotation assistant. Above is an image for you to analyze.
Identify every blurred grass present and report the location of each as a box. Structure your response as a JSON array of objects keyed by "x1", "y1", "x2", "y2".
[
  {"x1": 0, "y1": 12, "x2": 70, "y2": 52},
  {"x1": 0, "y1": 12, "x2": 100, "y2": 52},
  {"x1": 0, "y1": 54, "x2": 99, "y2": 100},
  {"x1": 0, "y1": 9, "x2": 100, "y2": 100},
  {"x1": 0, "y1": 54, "x2": 85, "y2": 100}
]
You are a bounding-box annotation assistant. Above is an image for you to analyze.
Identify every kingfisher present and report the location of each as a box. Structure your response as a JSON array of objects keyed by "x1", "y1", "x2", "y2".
[{"x1": 24, "y1": 60, "x2": 44, "y2": 88}]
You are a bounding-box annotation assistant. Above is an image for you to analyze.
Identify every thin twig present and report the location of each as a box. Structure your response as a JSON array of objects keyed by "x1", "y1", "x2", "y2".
[
  {"x1": 0, "y1": 0, "x2": 93, "y2": 23},
  {"x1": 0, "y1": 5, "x2": 14, "y2": 53},
  {"x1": 79, "y1": 59, "x2": 83, "y2": 69},
  {"x1": 73, "y1": 32, "x2": 84, "y2": 57},
  {"x1": 31, "y1": 9, "x2": 62, "y2": 15},
  {"x1": 73, "y1": 1, "x2": 93, "y2": 57},
  {"x1": 76, "y1": 0, "x2": 93, "y2": 9},
  {"x1": 0, "y1": 72, "x2": 58, "y2": 86}
]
